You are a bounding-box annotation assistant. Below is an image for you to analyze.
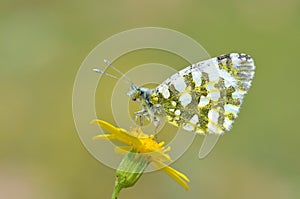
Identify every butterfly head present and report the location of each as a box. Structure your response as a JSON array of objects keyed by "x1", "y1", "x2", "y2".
[{"x1": 127, "y1": 84, "x2": 153, "y2": 102}]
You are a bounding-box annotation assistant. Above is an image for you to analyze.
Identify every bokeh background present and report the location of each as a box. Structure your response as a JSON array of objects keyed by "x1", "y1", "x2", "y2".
[{"x1": 1, "y1": 0, "x2": 300, "y2": 199}]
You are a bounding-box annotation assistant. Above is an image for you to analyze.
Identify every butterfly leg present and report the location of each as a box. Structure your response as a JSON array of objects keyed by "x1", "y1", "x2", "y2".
[
  {"x1": 134, "y1": 109, "x2": 149, "y2": 127},
  {"x1": 153, "y1": 117, "x2": 160, "y2": 134},
  {"x1": 134, "y1": 114, "x2": 143, "y2": 126},
  {"x1": 151, "y1": 104, "x2": 163, "y2": 136}
]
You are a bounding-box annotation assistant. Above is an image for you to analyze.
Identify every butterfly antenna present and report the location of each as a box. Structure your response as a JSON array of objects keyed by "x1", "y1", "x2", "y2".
[
  {"x1": 92, "y1": 68, "x2": 119, "y2": 80},
  {"x1": 92, "y1": 59, "x2": 133, "y2": 85},
  {"x1": 103, "y1": 59, "x2": 133, "y2": 84}
]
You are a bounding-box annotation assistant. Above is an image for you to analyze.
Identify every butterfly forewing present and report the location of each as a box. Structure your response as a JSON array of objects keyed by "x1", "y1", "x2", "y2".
[{"x1": 149, "y1": 53, "x2": 255, "y2": 135}]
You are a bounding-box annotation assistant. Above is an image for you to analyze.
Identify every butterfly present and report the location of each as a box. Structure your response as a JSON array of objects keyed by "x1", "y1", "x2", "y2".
[{"x1": 126, "y1": 53, "x2": 255, "y2": 135}]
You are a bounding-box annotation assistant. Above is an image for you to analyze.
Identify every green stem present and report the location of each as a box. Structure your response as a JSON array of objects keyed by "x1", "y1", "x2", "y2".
[{"x1": 112, "y1": 182, "x2": 122, "y2": 199}]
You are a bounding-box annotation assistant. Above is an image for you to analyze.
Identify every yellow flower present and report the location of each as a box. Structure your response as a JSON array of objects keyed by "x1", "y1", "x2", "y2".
[{"x1": 92, "y1": 119, "x2": 190, "y2": 197}]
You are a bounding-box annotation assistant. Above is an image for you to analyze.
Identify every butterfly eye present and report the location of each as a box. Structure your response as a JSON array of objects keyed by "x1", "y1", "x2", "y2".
[{"x1": 130, "y1": 90, "x2": 141, "y2": 101}]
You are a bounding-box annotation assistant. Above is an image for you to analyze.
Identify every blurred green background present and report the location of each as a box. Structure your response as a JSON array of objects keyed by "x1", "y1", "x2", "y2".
[{"x1": 1, "y1": 0, "x2": 300, "y2": 199}]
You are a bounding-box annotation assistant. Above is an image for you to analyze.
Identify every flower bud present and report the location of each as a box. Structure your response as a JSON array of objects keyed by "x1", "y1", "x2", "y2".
[{"x1": 112, "y1": 150, "x2": 150, "y2": 199}]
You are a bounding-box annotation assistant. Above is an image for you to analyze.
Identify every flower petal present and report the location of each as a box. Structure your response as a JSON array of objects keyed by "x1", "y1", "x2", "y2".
[
  {"x1": 148, "y1": 151, "x2": 172, "y2": 162},
  {"x1": 93, "y1": 134, "x2": 116, "y2": 140},
  {"x1": 151, "y1": 161, "x2": 190, "y2": 190},
  {"x1": 91, "y1": 120, "x2": 142, "y2": 147}
]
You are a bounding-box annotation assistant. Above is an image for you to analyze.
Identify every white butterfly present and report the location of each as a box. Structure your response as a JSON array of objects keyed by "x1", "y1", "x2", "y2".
[{"x1": 95, "y1": 53, "x2": 255, "y2": 157}]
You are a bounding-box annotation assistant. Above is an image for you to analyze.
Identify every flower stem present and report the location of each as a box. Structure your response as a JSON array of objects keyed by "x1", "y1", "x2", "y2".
[{"x1": 112, "y1": 181, "x2": 122, "y2": 199}]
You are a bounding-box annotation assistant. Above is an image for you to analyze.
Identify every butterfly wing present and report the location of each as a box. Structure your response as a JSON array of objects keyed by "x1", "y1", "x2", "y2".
[{"x1": 150, "y1": 53, "x2": 255, "y2": 135}]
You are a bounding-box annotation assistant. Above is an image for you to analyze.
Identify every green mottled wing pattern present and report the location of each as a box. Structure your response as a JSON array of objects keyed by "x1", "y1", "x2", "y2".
[{"x1": 149, "y1": 53, "x2": 255, "y2": 135}]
